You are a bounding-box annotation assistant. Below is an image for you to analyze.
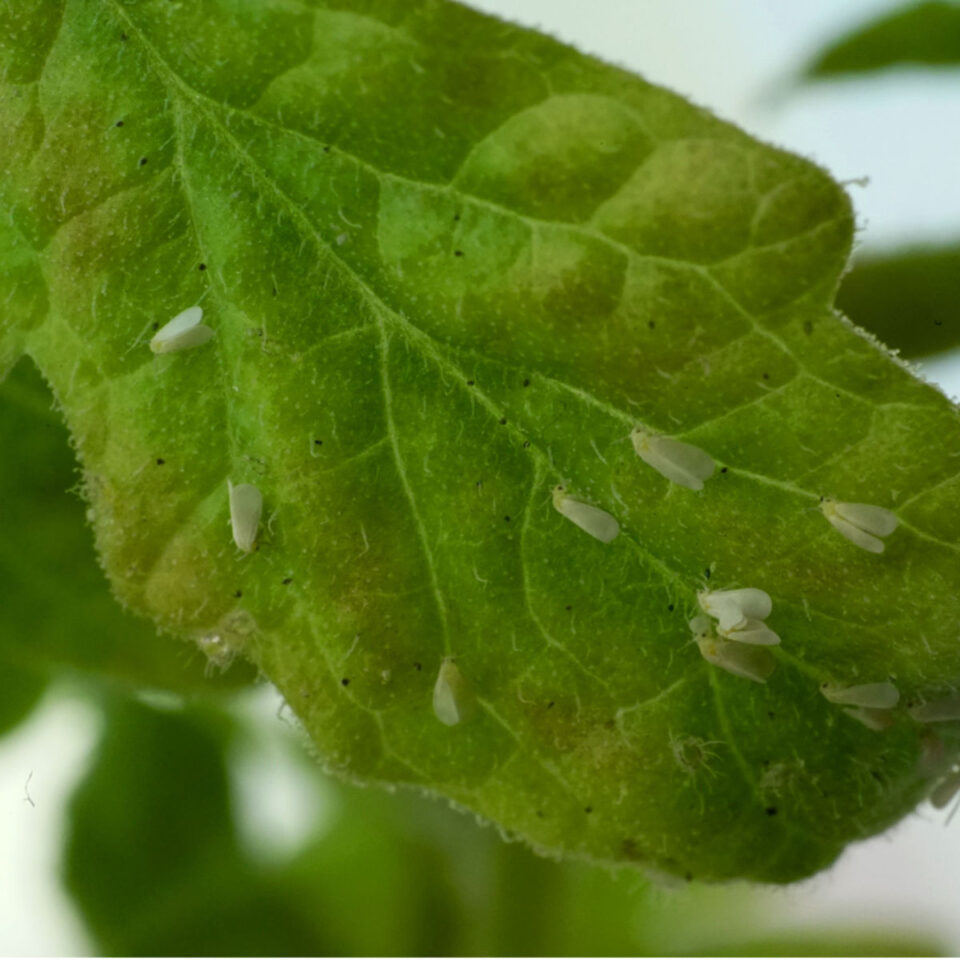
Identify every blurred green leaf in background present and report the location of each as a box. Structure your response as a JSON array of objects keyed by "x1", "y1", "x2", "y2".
[
  {"x1": 802, "y1": 0, "x2": 960, "y2": 362},
  {"x1": 805, "y1": 0, "x2": 960, "y2": 77}
]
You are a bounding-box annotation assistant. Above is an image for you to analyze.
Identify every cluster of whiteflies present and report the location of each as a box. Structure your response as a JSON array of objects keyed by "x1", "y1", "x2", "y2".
[
  {"x1": 151, "y1": 304, "x2": 957, "y2": 814},
  {"x1": 689, "y1": 588, "x2": 778, "y2": 685}
]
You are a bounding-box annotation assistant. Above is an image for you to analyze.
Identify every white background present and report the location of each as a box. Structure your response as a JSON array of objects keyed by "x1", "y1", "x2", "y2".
[{"x1": 3, "y1": 1, "x2": 960, "y2": 953}]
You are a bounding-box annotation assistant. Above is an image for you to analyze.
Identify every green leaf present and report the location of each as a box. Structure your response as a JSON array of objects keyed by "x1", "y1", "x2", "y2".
[
  {"x1": 5, "y1": 0, "x2": 960, "y2": 883},
  {"x1": 708, "y1": 929, "x2": 947, "y2": 957},
  {"x1": 0, "y1": 359, "x2": 255, "y2": 692},
  {"x1": 65, "y1": 699, "x2": 328, "y2": 955},
  {"x1": 837, "y1": 245, "x2": 960, "y2": 358},
  {"x1": 0, "y1": 662, "x2": 46, "y2": 738},
  {"x1": 805, "y1": 1, "x2": 960, "y2": 77}
]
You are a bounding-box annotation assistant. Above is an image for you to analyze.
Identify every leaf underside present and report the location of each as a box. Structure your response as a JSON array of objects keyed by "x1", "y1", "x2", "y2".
[{"x1": 3, "y1": 0, "x2": 960, "y2": 883}]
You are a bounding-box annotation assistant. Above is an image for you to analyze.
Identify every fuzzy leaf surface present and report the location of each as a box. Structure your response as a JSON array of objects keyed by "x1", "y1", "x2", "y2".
[{"x1": 4, "y1": 0, "x2": 960, "y2": 882}]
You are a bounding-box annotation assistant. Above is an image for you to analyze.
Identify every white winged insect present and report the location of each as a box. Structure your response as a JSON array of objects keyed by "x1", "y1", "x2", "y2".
[
  {"x1": 909, "y1": 695, "x2": 960, "y2": 723},
  {"x1": 150, "y1": 305, "x2": 214, "y2": 354},
  {"x1": 843, "y1": 706, "x2": 896, "y2": 732},
  {"x1": 433, "y1": 657, "x2": 469, "y2": 726},
  {"x1": 631, "y1": 427, "x2": 715, "y2": 491},
  {"x1": 228, "y1": 481, "x2": 262, "y2": 553},
  {"x1": 930, "y1": 769, "x2": 960, "y2": 823},
  {"x1": 552, "y1": 485, "x2": 620, "y2": 543},
  {"x1": 820, "y1": 499, "x2": 898, "y2": 554},
  {"x1": 698, "y1": 587, "x2": 772, "y2": 633},
  {"x1": 718, "y1": 618, "x2": 781, "y2": 646},
  {"x1": 820, "y1": 681, "x2": 900, "y2": 710},
  {"x1": 696, "y1": 634, "x2": 776, "y2": 684}
]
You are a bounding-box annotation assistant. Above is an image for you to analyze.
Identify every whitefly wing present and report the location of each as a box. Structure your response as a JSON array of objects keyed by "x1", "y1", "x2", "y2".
[
  {"x1": 699, "y1": 588, "x2": 772, "y2": 631},
  {"x1": 150, "y1": 306, "x2": 214, "y2": 354},
  {"x1": 820, "y1": 681, "x2": 900, "y2": 709},
  {"x1": 228, "y1": 481, "x2": 263, "y2": 553},
  {"x1": 718, "y1": 618, "x2": 781, "y2": 647},
  {"x1": 931, "y1": 770, "x2": 960, "y2": 810},
  {"x1": 910, "y1": 695, "x2": 960, "y2": 723},
  {"x1": 821, "y1": 502, "x2": 886, "y2": 554},
  {"x1": 696, "y1": 636, "x2": 775, "y2": 683},
  {"x1": 833, "y1": 502, "x2": 899, "y2": 537},
  {"x1": 552, "y1": 486, "x2": 620, "y2": 543},
  {"x1": 433, "y1": 658, "x2": 467, "y2": 727},
  {"x1": 631, "y1": 429, "x2": 715, "y2": 491}
]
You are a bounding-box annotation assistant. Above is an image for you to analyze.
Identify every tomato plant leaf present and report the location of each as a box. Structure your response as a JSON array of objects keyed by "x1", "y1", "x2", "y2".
[
  {"x1": 0, "y1": 359, "x2": 255, "y2": 693},
  {"x1": 804, "y1": 1, "x2": 960, "y2": 77},
  {"x1": 836, "y1": 245, "x2": 960, "y2": 358},
  {"x1": 4, "y1": 0, "x2": 960, "y2": 883}
]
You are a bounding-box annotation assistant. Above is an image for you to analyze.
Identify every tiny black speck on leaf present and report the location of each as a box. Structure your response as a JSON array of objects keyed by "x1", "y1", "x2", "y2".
[
  {"x1": 522, "y1": 378, "x2": 530, "y2": 387},
  {"x1": 282, "y1": 577, "x2": 293, "y2": 585},
  {"x1": 454, "y1": 250, "x2": 464, "y2": 257},
  {"x1": 765, "y1": 807, "x2": 778, "y2": 816},
  {"x1": 668, "y1": 604, "x2": 674, "y2": 612},
  {"x1": 198, "y1": 263, "x2": 207, "y2": 271},
  {"x1": 414, "y1": 662, "x2": 422, "y2": 671},
  {"x1": 341, "y1": 678, "x2": 350, "y2": 686},
  {"x1": 115, "y1": 120, "x2": 124, "y2": 127},
  {"x1": 584, "y1": 806, "x2": 593, "y2": 814},
  {"x1": 156, "y1": 458, "x2": 165, "y2": 465},
  {"x1": 704, "y1": 569, "x2": 711, "y2": 579},
  {"x1": 499, "y1": 417, "x2": 507, "y2": 425},
  {"x1": 721, "y1": 467, "x2": 728, "y2": 474},
  {"x1": 139, "y1": 157, "x2": 148, "y2": 166},
  {"x1": 234, "y1": 590, "x2": 242, "y2": 598},
  {"x1": 504, "y1": 515, "x2": 511, "y2": 522}
]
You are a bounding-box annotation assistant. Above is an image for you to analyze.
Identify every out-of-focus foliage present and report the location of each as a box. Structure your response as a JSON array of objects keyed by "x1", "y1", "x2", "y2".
[
  {"x1": 806, "y1": 1, "x2": 960, "y2": 77},
  {"x1": 838, "y1": 246, "x2": 960, "y2": 359},
  {"x1": 0, "y1": 359, "x2": 255, "y2": 697},
  {"x1": 65, "y1": 699, "x2": 324, "y2": 956},
  {"x1": 0, "y1": 662, "x2": 45, "y2": 738},
  {"x1": 802, "y1": 3, "x2": 960, "y2": 362}
]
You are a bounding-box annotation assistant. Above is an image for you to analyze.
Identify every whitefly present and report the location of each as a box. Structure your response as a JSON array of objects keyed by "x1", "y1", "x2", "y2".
[
  {"x1": 228, "y1": 480, "x2": 262, "y2": 553},
  {"x1": 433, "y1": 657, "x2": 468, "y2": 727},
  {"x1": 150, "y1": 305, "x2": 214, "y2": 354},
  {"x1": 631, "y1": 427, "x2": 715, "y2": 491},
  {"x1": 698, "y1": 587, "x2": 772, "y2": 633},
  {"x1": 820, "y1": 681, "x2": 900, "y2": 710},
  {"x1": 551, "y1": 485, "x2": 620, "y2": 543},
  {"x1": 820, "y1": 499, "x2": 898, "y2": 554}
]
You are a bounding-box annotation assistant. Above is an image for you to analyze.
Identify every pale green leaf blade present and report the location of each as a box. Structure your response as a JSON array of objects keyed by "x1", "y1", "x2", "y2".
[
  {"x1": 0, "y1": 359, "x2": 255, "y2": 692},
  {"x1": 805, "y1": 0, "x2": 960, "y2": 77},
  {"x1": 837, "y1": 245, "x2": 960, "y2": 358},
  {"x1": 4, "y1": 0, "x2": 960, "y2": 884}
]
